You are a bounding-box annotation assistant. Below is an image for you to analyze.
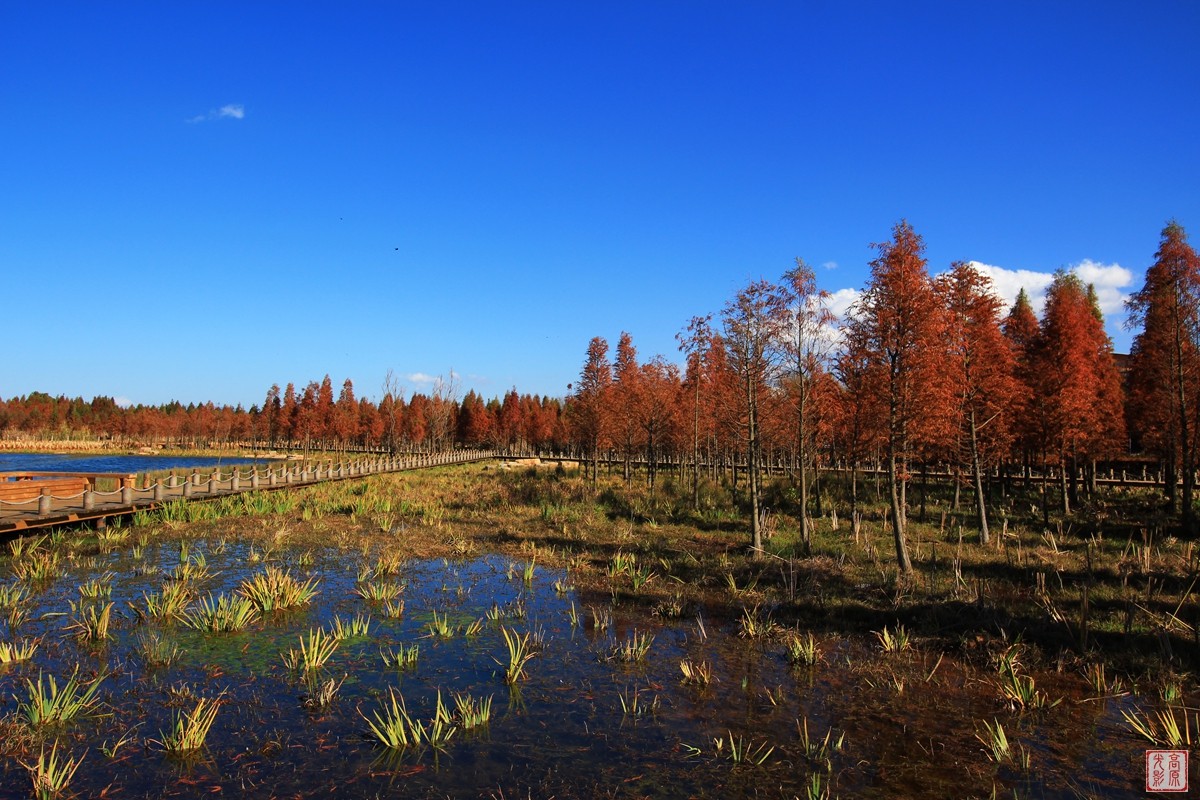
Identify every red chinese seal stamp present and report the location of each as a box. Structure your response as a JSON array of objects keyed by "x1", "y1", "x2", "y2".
[{"x1": 1147, "y1": 750, "x2": 1188, "y2": 792}]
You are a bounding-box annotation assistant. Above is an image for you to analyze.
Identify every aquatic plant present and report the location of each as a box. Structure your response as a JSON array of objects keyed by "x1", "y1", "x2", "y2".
[
  {"x1": 302, "y1": 674, "x2": 345, "y2": 712},
  {"x1": 238, "y1": 566, "x2": 319, "y2": 611},
  {"x1": 1122, "y1": 706, "x2": 1193, "y2": 748},
  {"x1": 714, "y1": 731, "x2": 774, "y2": 766},
  {"x1": 426, "y1": 610, "x2": 455, "y2": 638},
  {"x1": 137, "y1": 581, "x2": 193, "y2": 622},
  {"x1": 183, "y1": 592, "x2": 260, "y2": 632},
  {"x1": 738, "y1": 606, "x2": 779, "y2": 639},
  {"x1": 873, "y1": 624, "x2": 911, "y2": 653},
  {"x1": 78, "y1": 572, "x2": 115, "y2": 600},
  {"x1": 607, "y1": 630, "x2": 655, "y2": 663},
  {"x1": 361, "y1": 689, "x2": 430, "y2": 749},
  {"x1": 453, "y1": 692, "x2": 493, "y2": 730},
  {"x1": 158, "y1": 695, "x2": 221, "y2": 754},
  {"x1": 679, "y1": 658, "x2": 714, "y2": 687},
  {"x1": 498, "y1": 626, "x2": 537, "y2": 683},
  {"x1": 0, "y1": 637, "x2": 39, "y2": 664},
  {"x1": 68, "y1": 601, "x2": 114, "y2": 642},
  {"x1": 380, "y1": 643, "x2": 420, "y2": 670},
  {"x1": 14, "y1": 550, "x2": 61, "y2": 584},
  {"x1": 354, "y1": 579, "x2": 404, "y2": 603},
  {"x1": 784, "y1": 631, "x2": 821, "y2": 666},
  {"x1": 21, "y1": 741, "x2": 85, "y2": 800},
  {"x1": 797, "y1": 716, "x2": 844, "y2": 769},
  {"x1": 618, "y1": 686, "x2": 660, "y2": 718},
  {"x1": 136, "y1": 632, "x2": 181, "y2": 668},
  {"x1": 282, "y1": 628, "x2": 340, "y2": 673},
  {"x1": 328, "y1": 613, "x2": 372, "y2": 640},
  {"x1": 20, "y1": 670, "x2": 106, "y2": 727},
  {"x1": 999, "y1": 671, "x2": 1055, "y2": 710},
  {"x1": 976, "y1": 718, "x2": 1011, "y2": 763},
  {"x1": 382, "y1": 599, "x2": 405, "y2": 619}
]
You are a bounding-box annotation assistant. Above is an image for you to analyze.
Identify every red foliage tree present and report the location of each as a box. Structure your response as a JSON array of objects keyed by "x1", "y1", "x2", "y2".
[{"x1": 1126, "y1": 221, "x2": 1200, "y2": 532}]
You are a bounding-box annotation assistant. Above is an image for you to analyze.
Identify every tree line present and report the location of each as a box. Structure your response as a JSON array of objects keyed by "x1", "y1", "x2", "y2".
[{"x1": 565, "y1": 220, "x2": 1200, "y2": 568}]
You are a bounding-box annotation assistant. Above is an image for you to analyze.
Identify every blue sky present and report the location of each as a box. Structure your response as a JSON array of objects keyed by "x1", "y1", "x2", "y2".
[{"x1": 4, "y1": 3, "x2": 1198, "y2": 408}]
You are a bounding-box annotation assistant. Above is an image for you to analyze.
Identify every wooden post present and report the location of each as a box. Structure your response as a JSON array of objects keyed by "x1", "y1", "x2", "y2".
[
  {"x1": 121, "y1": 486, "x2": 132, "y2": 505},
  {"x1": 232, "y1": 469, "x2": 240, "y2": 491},
  {"x1": 154, "y1": 482, "x2": 164, "y2": 501},
  {"x1": 83, "y1": 490, "x2": 95, "y2": 510},
  {"x1": 38, "y1": 490, "x2": 51, "y2": 515},
  {"x1": 183, "y1": 481, "x2": 194, "y2": 498},
  {"x1": 251, "y1": 468, "x2": 259, "y2": 489}
]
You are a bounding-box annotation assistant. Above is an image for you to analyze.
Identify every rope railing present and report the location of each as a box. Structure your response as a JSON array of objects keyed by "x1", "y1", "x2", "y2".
[{"x1": 0, "y1": 449, "x2": 498, "y2": 522}]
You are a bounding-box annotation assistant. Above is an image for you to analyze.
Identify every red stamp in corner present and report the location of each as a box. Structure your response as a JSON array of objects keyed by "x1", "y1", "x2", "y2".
[{"x1": 1147, "y1": 750, "x2": 1188, "y2": 792}]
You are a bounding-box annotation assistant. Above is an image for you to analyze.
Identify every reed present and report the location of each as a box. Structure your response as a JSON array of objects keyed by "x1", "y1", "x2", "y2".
[
  {"x1": 1122, "y1": 706, "x2": 1193, "y2": 748},
  {"x1": 68, "y1": 601, "x2": 114, "y2": 642},
  {"x1": 713, "y1": 731, "x2": 774, "y2": 765},
  {"x1": 282, "y1": 628, "x2": 340, "y2": 673},
  {"x1": 136, "y1": 632, "x2": 181, "y2": 668},
  {"x1": 426, "y1": 610, "x2": 455, "y2": 639},
  {"x1": 607, "y1": 630, "x2": 655, "y2": 663},
  {"x1": 453, "y1": 692, "x2": 494, "y2": 730},
  {"x1": 975, "y1": 718, "x2": 1011, "y2": 763},
  {"x1": 380, "y1": 643, "x2": 420, "y2": 670},
  {"x1": 498, "y1": 626, "x2": 537, "y2": 683},
  {"x1": 354, "y1": 580, "x2": 404, "y2": 603},
  {"x1": 78, "y1": 572, "x2": 115, "y2": 600},
  {"x1": 382, "y1": 599, "x2": 406, "y2": 619},
  {"x1": 15, "y1": 550, "x2": 61, "y2": 583},
  {"x1": 618, "y1": 686, "x2": 660, "y2": 718},
  {"x1": 329, "y1": 613, "x2": 372, "y2": 640},
  {"x1": 238, "y1": 566, "x2": 319, "y2": 612},
  {"x1": 784, "y1": 631, "x2": 821, "y2": 666},
  {"x1": 21, "y1": 741, "x2": 85, "y2": 800},
  {"x1": 797, "y1": 716, "x2": 844, "y2": 768},
  {"x1": 0, "y1": 637, "x2": 39, "y2": 664},
  {"x1": 361, "y1": 689, "x2": 428, "y2": 749},
  {"x1": 20, "y1": 670, "x2": 106, "y2": 727},
  {"x1": 874, "y1": 624, "x2": 912, "y2": 653},
  {"x1": 159, "y1": 695, "x2": 221, "y2": 754},
  {"x1": 138, "y1": 582, "x2": 192, "y2": 622},
  {"x1": 301, "y1": 674, "x2": 345, "y2": 711},
  {"x1": 679, "y1": 658, "x2": 715, "y2": 687},
  {"x1": 738, "y1": 606, "x2": 779, "y2": 639},
  {"x1": 183, "y1": 593, "x2": 260, "y2": 632}
]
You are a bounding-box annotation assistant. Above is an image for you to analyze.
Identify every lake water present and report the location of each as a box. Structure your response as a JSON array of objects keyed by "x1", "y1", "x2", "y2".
[{"x1": 0, "y1": 452, "x2": 273, "y2": 475}]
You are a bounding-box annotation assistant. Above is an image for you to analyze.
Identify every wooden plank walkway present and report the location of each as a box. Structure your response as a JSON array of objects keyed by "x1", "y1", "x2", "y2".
[{"x1": 0, "y1": 450, "x2": 496, "y2": 534}]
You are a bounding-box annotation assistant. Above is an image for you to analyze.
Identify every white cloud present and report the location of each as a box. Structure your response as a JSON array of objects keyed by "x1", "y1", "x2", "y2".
[
  {"x1": 964, "y1": 259, "x2": 1133, "y2": 319},
  {"x1": 821, "y1": 261, "x2": 839, "y2": 271},
  {"x1": 186, "y1": 103, "x2": 246, "y2": 123},
  {"x1": 114, "y1": 396, "x2": 133, "y2": 409},
  {"x1": 407, "y1": 372, "x2": 436, "y2": 386},
  {"x1": 825, "y1": 287, "x2": 860, "y2": 320}
]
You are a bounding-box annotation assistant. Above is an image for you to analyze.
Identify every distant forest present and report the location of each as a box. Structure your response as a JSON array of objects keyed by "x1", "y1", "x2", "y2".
[{"x1": 4, "y1": 221, "x2": 1199, "y2": 541}]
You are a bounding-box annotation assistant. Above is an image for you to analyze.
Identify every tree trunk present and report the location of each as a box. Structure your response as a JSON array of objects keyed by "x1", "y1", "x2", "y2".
[
  {"x1": 969, "y1": 409, "x2": 990, "y2": 545},
  {"x1": 889, "y1": 444, "x2": 913, "y2": 576}
]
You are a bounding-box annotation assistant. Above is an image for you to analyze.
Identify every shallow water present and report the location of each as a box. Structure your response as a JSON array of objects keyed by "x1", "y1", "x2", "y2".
[{"x1": 0, "y1": 535, "x2": 1168, "y2": 798}]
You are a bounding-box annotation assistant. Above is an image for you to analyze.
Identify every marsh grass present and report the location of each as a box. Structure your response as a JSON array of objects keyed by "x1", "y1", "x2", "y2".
[
  {"x1": 797, "y1": 716, "x2": 844, "y2": 769},
  {"x1": 679, "y1": 658, "x2": 715, "y2": 687},
  {"x1": 14, "y1": 549, "x2": 61, "y2": 583},
  {"x1": 426, "y1": 610, "x2": 455, "y2": 638},
  {"x1": 78, "y1": 572, "x2": 115, "y2": 600},
  {"x1": 21, "y1": 741, "x2": 85, "y2": 800},
  {"x1": 607, "y1": 630, "x2": 655, "y2": 663},
  {"x1": 136, "y1": 632, "x2": 181, "y2": 668},
  {"x1": 874, "y1": 625, "x2": 912, "y2": 653},
  {"x1": 362, "y1": 689, "x2": 432, "y2": 749},
  {"x1": 976, "y1": 718, "x2": 1011, "y2": 763},
  {"x1": 498, "y1": 626, "x2": 536, "y2": 683},
  {"x1": 453, "y1": 692, "x2": 493, "y2": 730},
  {"x1": 158, "y1": 695, "x2": 222, "y2": 754},
  {"x1": 20, "y1": 670, "x2": 106, "y2": 727},
  {"x1": 329, "y1": 613, "x2": 372, "y2": 640},
  {"x1": 618, "y1": 685, "x2": 660, "y2": 718},
  {"x1": 238, "y1": 566, "x2": 319, "y2": 612},
  {"x1": 0, "y1": 637, "x2": 39, "y2": 663},
  {"x1": 999, "y1": 671, "x2": 1057, "y2": 711},
  {"x1": 302, "y1": 673, "x2": 345, "y2": 711},
  {"x1": 67, "y1": 600, "x2": 114, "y2": 642},
  {"x1": 714, "y1": 731, "x2": 775, "y2": 766},
  {"x1": 380, "y1": 643, "x2": 420, "y2": 670},
  {"x1": 355, "y1": 580, "x2": 404, "y2": 603},
  {"x1": 1122, "y1": 706, "x2": 1194, "y2": 747},
  {"x1": 282, "y1": 627, "x2": 341, "y2": 672},
  {"x1": 183, "y1": 593, "x2": 260, "y2": 632},
  {"x1": 784, "y1": 631, "x2": 821, "y2": 666},
  {"x1": 738, "y1": 606, "x2": 779, "y2": 639},
  {"x1": 137, "y1": 582, "x2": 192, "y2": 622}
]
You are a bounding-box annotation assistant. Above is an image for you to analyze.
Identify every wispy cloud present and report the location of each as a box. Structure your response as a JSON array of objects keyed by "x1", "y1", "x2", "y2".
[
  {"x1": 187, "y1": 103, "x2": 246, "y2": 123},
  {"x1": 407, "y1": 372, "x2": 436, "y2": 386},
  {"x1": 821, "y1": 261, "x2": 839, "y2": 271}
]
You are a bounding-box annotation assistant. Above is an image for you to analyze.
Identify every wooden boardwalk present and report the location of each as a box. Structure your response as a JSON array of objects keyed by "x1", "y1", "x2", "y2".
[{"x1": 0, "y1": 450, "x2": 496, "y2": 535}]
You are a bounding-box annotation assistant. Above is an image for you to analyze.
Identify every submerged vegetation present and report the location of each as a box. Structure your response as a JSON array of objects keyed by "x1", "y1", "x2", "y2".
[{"x1": 0, "y1": 461, "x2": 1194, "y2": 797}]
